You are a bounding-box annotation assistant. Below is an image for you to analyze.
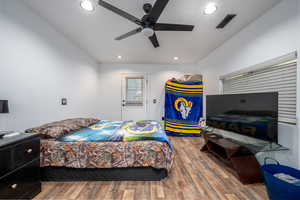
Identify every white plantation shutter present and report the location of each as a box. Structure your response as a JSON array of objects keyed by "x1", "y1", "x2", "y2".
[{"x1": 221, "y1": 53, "x2": 297, "y2": 124}]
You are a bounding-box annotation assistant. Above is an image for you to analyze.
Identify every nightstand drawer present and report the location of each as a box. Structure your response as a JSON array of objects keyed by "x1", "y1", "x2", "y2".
[
  {"x1": 0, "y1": 147, "x2": 12, "y2": 177},
  {"x1": 14, "y1": 138, "x2": 40, "y2": 169},
  {"x1": 0, "y1": 159, "x2": 41, "y2": 200}
]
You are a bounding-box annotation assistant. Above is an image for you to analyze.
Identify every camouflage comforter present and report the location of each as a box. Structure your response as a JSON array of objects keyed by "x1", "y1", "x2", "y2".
[
  {"x1": 37, "y1": 120, "x2": 174, "y2": 172},
  {"x1": 41, "y1": 139, "x2": 174, "y2": 172}
]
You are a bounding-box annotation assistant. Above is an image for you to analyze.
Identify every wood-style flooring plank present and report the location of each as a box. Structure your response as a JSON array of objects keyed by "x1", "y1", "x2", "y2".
[{"x1": 34, "y1": 137, "x2": 268, "y2": 200}]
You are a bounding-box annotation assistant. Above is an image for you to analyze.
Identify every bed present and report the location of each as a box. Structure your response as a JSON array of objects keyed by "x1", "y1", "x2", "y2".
[{"x1": 26, "y1": 118, "x2": 174, "y2": 181}]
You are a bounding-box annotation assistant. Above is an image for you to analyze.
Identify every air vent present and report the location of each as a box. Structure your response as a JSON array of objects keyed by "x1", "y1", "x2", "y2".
[{"x1": 216, "y1": 14, "x2": 237, "y2": 29}]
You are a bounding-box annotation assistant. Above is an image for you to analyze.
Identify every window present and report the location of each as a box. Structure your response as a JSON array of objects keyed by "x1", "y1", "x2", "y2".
[
  {"x1": 221, "y1": 53, "x2": 297, "y2": 124},
  {"x1": 125, "y1": 77, "x2": 144, "y2": 106}
]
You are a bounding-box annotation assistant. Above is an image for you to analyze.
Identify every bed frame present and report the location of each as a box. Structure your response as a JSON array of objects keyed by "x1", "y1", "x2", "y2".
[{"x1": 41, "y1": 167, "x2": 168, "y2": 181}]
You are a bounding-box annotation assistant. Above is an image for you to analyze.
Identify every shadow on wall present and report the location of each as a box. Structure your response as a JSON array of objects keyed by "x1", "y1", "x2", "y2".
[{"x1": 0, "y1": 0, "x2": 102, "y2": 131}]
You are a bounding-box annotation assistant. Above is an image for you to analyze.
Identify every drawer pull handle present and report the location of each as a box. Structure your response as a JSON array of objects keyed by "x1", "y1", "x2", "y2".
[
  {"x1": 11, "y1": 184, "x2": 18, "y2": 189},
  {"x1": 27, "y1": 149, "x2": 33, "y2": 153}
]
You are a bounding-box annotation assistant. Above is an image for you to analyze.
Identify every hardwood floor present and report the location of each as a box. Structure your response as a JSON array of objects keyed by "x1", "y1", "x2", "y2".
[{"x1": 34, "y1": 137, "x2": 268, "y2": 200}]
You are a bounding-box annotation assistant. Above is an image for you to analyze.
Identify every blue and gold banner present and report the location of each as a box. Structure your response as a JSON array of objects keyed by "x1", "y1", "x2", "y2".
[{"x1": 165, "y1": 80, "x2": 203, "y2": 137}]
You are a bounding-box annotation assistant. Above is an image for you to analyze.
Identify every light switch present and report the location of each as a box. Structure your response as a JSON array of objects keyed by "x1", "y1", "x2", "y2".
[{"x1": 153, "y1": 99, "x2": 157, "y2": 104}]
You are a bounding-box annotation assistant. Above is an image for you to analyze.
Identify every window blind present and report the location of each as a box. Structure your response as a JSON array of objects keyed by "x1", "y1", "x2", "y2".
[{"x1": 222, "y1": 54, "x2": 297, "y2": 124}]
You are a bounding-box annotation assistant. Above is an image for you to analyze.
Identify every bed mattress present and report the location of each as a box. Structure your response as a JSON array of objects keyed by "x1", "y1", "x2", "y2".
[{"x1": 40, "y1": 120, "x2": 174, "y2": 172}]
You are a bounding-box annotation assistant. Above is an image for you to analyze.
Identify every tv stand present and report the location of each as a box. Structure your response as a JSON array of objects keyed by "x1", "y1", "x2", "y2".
[{"x1": 201, "y1": 132, "x2": 262, "y2": 184}]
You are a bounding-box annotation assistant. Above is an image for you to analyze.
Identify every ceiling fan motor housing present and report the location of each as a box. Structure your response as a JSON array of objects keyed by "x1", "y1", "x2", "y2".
[{"x1": 143, "y1": 3, "x2": 152, "y2": 14}]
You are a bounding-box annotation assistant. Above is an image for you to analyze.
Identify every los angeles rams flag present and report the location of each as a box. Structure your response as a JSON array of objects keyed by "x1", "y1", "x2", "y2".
[{"x1": 164, "y1": 80, "x2": 203, "y2": 137}]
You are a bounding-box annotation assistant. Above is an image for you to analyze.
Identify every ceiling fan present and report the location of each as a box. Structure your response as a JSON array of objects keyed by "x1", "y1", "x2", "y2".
[{"x1": 98, "y1": 0, "x2": 194, "y2": 48}]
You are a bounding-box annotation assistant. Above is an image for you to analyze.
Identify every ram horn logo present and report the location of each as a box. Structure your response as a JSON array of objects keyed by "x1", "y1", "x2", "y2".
[{"x1": 174, "y1": 97, "x2": 193, "y2": 119}]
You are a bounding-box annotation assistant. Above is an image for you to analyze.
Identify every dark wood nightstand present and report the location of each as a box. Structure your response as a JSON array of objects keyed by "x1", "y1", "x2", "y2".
[{"x1": 0, "y1": 133, "x2": 41, "y2": 199}]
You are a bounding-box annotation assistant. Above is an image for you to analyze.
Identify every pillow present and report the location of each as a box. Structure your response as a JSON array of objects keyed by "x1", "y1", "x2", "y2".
[
  {"x1": 60, "y1": 118, "x2": 99, "y2": 127},
  {"x1": 25, "y1": 118, "x2": 99, "y2": 139}
]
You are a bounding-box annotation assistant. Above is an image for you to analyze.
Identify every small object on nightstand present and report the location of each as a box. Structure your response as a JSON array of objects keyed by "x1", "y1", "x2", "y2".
[
  {"x1": 2, "y1": 132, "x2": 21, "y2": 138},
  {"x1": 0, "y1": 131, "x2": 14, "y2": 139}
]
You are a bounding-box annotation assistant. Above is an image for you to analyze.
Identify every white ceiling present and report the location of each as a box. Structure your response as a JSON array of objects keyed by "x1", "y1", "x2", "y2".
[{"x1": 24, "y1": 0, "x2": 281, "y2": 64}]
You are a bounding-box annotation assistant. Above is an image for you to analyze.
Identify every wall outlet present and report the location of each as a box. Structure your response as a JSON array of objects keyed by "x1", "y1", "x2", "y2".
[{"x1": 61, "y1": 98, "x2": 67, "y2": 106}]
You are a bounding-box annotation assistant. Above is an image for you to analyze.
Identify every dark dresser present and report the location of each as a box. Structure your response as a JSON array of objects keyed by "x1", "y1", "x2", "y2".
[{"x1": 0, "y1": 133, "x2": 41, "y2": 200}]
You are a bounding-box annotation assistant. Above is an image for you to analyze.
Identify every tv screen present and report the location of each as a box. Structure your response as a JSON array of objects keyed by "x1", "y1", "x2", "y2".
[{"x1": 206, "y1": 92, "x2": 278, "y2": 143}]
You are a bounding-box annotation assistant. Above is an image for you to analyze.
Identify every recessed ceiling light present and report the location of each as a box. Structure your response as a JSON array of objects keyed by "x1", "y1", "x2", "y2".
[
  {"x1": 117, "y1": 55, "x2": 122, "y2": 59},
  {"x1": 204, "y1": 3, "x2": 217, "y2": 15},
  {"x1": 80, "y1": 0, "x2": 95, "y2": 12},
  {"x1": 174, "y1": 57, "x2": 179, "y2": 60}
]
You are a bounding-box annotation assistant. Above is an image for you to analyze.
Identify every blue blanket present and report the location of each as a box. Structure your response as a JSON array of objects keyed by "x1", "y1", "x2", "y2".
[
  {"x1": 57, "y1": 120, "x2": 173, "y2": 149},
  {"x1": 165, "y1": 80, "x2": 203, "y2": 137}
]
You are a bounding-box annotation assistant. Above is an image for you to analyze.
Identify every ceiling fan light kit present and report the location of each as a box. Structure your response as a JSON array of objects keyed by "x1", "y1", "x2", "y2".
[
  {"x1": 98, "y1": 0, "x2": 194, "y2": 48},
  {"x1": 142, "y1": 28, "x2": 154, "y2": 37}
]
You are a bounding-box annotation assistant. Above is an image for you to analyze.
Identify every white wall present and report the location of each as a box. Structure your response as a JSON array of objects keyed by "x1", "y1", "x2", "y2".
[
  {"x1": 0, "y1": 0, "x2": 199, "y2": 131},
  {"x1": 98, "y1": 64, "x2": 197, "y2": 121},
  {"x1": 196, "y1": 0, "x2": 300, "y2": 168},
  {"x1": 0, "y1": 0, "x2": 102, "y2": 131}
]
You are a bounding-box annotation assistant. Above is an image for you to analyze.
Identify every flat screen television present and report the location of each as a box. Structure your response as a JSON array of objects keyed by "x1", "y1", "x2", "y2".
[{"x1": 206, "y1": 92, "x2": 278, "y2": 143}]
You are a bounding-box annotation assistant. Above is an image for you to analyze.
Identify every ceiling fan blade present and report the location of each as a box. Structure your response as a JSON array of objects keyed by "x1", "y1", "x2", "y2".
[
  {"x1": 154, "y1": 23, "x2": 194, "y2": 31},
  {"x1": 147, "y1": 0, "x2": 169, "y2": 23},
  {"x1": 98, "y1": 0, "x2": 142, "y2": 25},
  {"x1": 115, "y1": 28, "x2": 142, "y2": 40},
  {"x1": 149, "y1": 33, "x2": 159, "y2": 48}
]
